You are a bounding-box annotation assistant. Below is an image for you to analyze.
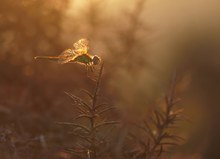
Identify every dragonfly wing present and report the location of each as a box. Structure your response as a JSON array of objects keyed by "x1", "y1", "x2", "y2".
[
  {"x1": 73, "y1": 39, "x2": 89, "y2": 54},
  {"x1": 58, "y1": 49, "x2": 76, "y2": 64}
]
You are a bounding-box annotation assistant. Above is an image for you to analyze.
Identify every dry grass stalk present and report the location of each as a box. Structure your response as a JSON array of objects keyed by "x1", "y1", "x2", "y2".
[
  {"x1": 58, "y1": 63, "x2": 119, "y2": 159},
  {"x1": 126, "y1": 72, "x2": 186, "y2": 159}
]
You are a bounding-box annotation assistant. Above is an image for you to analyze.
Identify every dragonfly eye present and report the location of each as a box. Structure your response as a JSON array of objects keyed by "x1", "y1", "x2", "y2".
[{"x1": 92, "y1": 55, "x2": 101, "y2": 65}]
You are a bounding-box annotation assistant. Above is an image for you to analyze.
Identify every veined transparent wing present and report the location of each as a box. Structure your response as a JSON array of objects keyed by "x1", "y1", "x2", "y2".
[
  {"x1": 73, "y1": 39, "x2": 89, "y2": 54},
  {"x1": 58, "y1": 49, "x2": 76, "y2": 64}
]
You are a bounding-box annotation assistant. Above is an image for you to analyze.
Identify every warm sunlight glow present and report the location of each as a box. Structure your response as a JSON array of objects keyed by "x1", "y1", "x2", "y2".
[
  {"x1": 67, "y1": 0, "x2": 87, "y2": 15},
  {"x1": 67, "y1": 0, "x2": 132, "y2": 16},
  {"x1": 2, "y1": 0, "x2": 220, "y2": 158}
]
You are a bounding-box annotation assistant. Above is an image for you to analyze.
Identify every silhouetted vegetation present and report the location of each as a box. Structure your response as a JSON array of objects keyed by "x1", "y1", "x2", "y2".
[{"x1": 1, "y1": 0, "x2": 220, "y2": 159}]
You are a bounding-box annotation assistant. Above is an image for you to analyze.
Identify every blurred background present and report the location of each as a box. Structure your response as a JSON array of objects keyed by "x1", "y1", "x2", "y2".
[{"x1": 0, "y1": 0, "x2": 220, "y2": 158}]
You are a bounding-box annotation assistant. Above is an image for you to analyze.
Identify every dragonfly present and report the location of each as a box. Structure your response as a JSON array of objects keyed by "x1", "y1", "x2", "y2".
[{"x1": 34, "y1": 39, "x2": 101, "y2": 71}]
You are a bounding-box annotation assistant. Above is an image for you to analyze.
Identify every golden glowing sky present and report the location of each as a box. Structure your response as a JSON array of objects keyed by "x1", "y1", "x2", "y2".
[
  {"x1": 67, "y1": 0, "x2": 134, "y2": 16},
  {"x1": 67, "y1": 0, "x2": 220, "y2": 23},
  {"x1": 65, "y1": 0, "x2": 220, "y2": 39}
]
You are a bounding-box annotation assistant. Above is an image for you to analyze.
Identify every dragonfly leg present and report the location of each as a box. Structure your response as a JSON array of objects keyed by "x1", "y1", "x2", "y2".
[
  {"x1": 86, "y1": 63, "x2": 92, "y2": 72},
  {"x1": 86, "y1": 65, "x2": 89, "y2": 77},
  {"x1": 86, "y1": 63, "x2": 93, "y2": 77},
  {"x1": 91, "y1": 65, "x2": 95, "y2": 72},
  {"x1": 89, "y1": 63, "x2": 94, "y2": 72}
]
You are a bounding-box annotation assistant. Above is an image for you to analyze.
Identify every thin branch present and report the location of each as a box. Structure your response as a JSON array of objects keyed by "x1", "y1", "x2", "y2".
[
  {"x1": 65, "y1": 92, "x2": 92, "y2": 111},
  {"x1": 56, "y1": 122, "x2": 90, "y2": 132},
  {"x1": 97, "y1": 107, "x2": 116, "y2": 115},
  {"x1": 94, "y1": 121, "x2": 120, "y2": 129},
  {"x1": 80, "y1": 88, "x2": 93, "y2": 99}
]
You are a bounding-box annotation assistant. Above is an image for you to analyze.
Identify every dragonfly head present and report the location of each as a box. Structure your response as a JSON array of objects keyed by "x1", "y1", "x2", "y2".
[{"x1": 92, "y1": 55, "x2": 101, "y2": 65}]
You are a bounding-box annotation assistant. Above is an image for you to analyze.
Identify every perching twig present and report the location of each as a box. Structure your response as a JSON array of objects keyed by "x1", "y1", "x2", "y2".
[{"x1": 59, "y1": 63, "x2": 119, "y2": 159}]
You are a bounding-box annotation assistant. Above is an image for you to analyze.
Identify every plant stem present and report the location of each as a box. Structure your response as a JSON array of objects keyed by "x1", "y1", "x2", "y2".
[{"x1": 89, "y1": 63, "x2": 104, "y2": 159}]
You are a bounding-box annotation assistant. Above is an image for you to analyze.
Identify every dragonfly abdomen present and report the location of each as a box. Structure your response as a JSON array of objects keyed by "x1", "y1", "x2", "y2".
[{"x1": 35, "y1": 56, "x2": 59, "y2": 61}]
